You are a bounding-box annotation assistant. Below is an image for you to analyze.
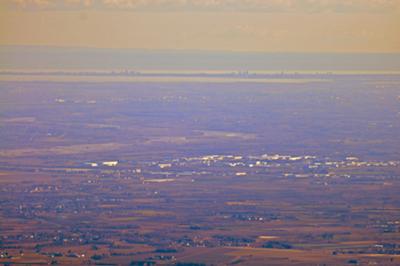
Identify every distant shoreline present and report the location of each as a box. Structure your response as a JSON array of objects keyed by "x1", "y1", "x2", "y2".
[{"x1": 1, "y1": 70, "x2": 399, "y2": 83}]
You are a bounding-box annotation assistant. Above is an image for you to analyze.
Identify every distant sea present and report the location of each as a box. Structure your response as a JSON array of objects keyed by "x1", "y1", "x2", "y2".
[{"x1": 1, "y1": 46, "x2": 400, "y2": 72}]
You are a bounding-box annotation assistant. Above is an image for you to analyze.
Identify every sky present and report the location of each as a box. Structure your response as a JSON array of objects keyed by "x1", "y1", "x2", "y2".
[{"x1": 0, "y1": 0, "x2": 399, "y2": 53}]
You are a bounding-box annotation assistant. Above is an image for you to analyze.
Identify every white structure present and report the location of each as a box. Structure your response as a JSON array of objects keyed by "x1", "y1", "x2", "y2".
[
  {"x1": 235, "y1": 172, "x2": 247, "y2": 176},
  {"x1": 102, "y1": 161, "x2": 119, "y2": 167},
  {"x1": 158, "y1": 163, "x2": 172, "y2": 169}
]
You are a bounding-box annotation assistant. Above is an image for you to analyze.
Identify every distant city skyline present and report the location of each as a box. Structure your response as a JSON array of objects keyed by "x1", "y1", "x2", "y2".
[{"x1": 1, "y1": 0, "x2": 399, "y2": 53}]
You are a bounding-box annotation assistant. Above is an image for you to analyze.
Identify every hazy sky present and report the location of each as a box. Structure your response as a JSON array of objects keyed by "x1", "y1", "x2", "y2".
[{"x1": 1, "y1": 0, "x2": 399, "y2": 52}]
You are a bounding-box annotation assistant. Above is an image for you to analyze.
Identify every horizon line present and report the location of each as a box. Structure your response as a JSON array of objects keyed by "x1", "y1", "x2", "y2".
[{"x1": 1, "y1": 45, "x2": 400, "y2": 55}]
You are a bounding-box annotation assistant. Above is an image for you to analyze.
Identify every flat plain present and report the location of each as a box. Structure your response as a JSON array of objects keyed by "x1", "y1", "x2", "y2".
[{"x1": 1, "y1": 73, "x2": 400, "y2": 265}]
